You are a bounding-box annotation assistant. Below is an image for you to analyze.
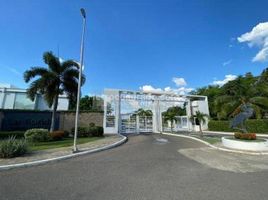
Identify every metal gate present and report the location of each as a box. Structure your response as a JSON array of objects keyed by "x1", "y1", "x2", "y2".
[
  {"x1": 162, "y1": 116, "x2": 189, "y2": 132},
  {"x1": 120, "y1": 115, "x2": 153, "y2": 134}
]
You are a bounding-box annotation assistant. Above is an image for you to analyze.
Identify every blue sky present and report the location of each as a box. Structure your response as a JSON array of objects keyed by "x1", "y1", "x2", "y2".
[{"x1": 1, "y1": 0, "x2": 268, "y2": 96}]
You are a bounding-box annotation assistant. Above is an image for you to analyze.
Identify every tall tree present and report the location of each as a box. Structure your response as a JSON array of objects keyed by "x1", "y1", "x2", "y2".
[
  {"x1": 191, "y1": 85, "x2": 221, "y2": 119},
  {"x1": 215, "y1": 75, "x2": 268, "y2": 119},
  {"x1": 191, "y1": 111, "x2": 208, "y2": 137},
  {"x1": 162, "y1": 106, "x2": 185, "y2": 132},
  {"x1": 24, "y1": 51, "x2": 85, "y2": 132}
]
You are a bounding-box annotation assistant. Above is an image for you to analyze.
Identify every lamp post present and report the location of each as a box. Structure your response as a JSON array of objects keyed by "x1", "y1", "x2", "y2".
[{"x1": 73, "y1": 8, "x2": 86, "y2": 152}]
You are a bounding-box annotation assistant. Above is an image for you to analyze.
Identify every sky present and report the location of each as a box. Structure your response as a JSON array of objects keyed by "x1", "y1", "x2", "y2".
[{"x1": 1, "y1": 0, "x2": 268, "y2": 96}]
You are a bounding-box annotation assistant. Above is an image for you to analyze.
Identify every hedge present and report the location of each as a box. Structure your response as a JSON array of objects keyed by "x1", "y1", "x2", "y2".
[
  {"x1": 71, "y1": 126, "x2": 104, "y2": 137},
  {"x1": 0, "y1": 131, "x2": 25, "y2": 139},
  {"x1": 208, "y1": 119, "x2": 268, "y2": 133}
]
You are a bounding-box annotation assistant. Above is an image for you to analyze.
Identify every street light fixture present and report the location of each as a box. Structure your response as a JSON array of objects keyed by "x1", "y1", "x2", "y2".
[{"x1": 73, "y1": 8, "x2": 86, "y2": 152}]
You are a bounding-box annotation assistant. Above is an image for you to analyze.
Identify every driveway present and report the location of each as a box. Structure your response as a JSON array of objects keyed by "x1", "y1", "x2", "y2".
[{"x1": 1, "y1": 133, "x2": 268, "y2": 200}]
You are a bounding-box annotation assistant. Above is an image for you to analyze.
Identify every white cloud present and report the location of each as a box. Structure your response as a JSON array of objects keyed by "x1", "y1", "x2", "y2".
[
  {"x1": 173, "y1": 87, "x2": 194, "y2": 95},
  {"x1": 139, "y1": 85, "x2": 163, "y2": 93},
  {"x1": 222, "y1": 59, "x2": 232, "y2": 66},
  {"x1": 164, "y1": 87, "x2": 172, "y2": 92},
  {"x1": 212, "y1": 74, "x2": 237, "y2": 86},
  {"x1": 172, "y1": 77, "x2": 187, "y2": 86},
  {"x1": 139, "y1": 77, "x2": 193, "y2": 95},
  {"x1": 238, "y1": 22, "x2": 268, "y2": 62},
  {"x1": 139, "y1": 85, "x2": 193, "y2": 95}
]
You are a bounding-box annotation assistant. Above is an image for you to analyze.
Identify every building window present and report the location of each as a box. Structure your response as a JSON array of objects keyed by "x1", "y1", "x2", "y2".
[
  {"x1": 14, "y1": 93, "x2": 35, "y2": 109},
  {"x1": 3, "y1": 92, "x2": 15, "y2": 109}
]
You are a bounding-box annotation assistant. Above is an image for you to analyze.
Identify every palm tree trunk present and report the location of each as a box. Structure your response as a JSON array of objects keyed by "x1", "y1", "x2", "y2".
[
  {"x1": 50, "y1": 95, "x2": 59, "y2": 132},
  {"x1": 199, "y1": 124, "x2": 203, "y2": 137}
]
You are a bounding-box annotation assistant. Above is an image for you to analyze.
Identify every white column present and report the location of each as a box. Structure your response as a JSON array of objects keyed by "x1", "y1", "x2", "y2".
[
  {"x1": 103, "y1": 89, "x2": 120, "y2": 134},
  {"x1": 136, "y1": 115, "x2": 140, "y2": 134},
  {"x1": 152, "y1": 99, "x2": 161, "y2": 133},
  {"x1": 185, "y1": 99, "x2": 193, "y2": 131}
]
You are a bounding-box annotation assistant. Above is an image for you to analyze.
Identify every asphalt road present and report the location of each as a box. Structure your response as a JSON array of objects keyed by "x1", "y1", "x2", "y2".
[{"x1": 1, "y1": 133, "x2": 268, "y2": 200}]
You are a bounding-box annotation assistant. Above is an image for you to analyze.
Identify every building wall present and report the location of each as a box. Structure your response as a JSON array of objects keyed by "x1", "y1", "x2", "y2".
[
  {"x1": 0, "y1": 87, "x2": 69, "y2": 111},
  {"x1": 0, "y1": 110, "x2": 104, "y2": 132},
  {"x1": 59, "y1": 112, "x2": 103, "y2": 132}
]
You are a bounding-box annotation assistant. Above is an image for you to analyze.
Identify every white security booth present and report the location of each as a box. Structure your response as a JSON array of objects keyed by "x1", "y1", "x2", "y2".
[{"x1": 103, "y1": 89, "x2": 209, "y2": 134}]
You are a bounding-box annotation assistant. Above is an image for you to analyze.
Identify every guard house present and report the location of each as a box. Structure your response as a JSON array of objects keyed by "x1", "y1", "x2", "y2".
[{"x1": 103, "y1": 89, "x2": 209, "y2": 134}]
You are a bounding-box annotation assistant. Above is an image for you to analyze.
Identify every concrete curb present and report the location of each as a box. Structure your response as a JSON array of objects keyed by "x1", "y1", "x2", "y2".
[
  {"x1": 0, "y1": 135, "x2": 127, "y2": 171},
  {"x1": 162, "y1": 132, "x2": 268, "y2": 155},
  {"x1": 203, "y1": 130, "x2": 268, "y2": 138}
]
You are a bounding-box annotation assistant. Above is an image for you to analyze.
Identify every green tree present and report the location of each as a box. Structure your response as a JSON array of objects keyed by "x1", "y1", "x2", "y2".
[
  {"x1": 132, "y1": 108, "x2": 153, "y2": 127},
  {"x1": 69, "y1": 95, "x2": 104, "y2": 111},
  {"x1": 162, "y1": 111, "x2": 177, "y2": 133},
  {"x1": 215, "y1": 75, "x2": 268, "y2": 120},
  {"x1": 24, "y1": 51, "x2": 85, "y2": 132},
  {"x1": 135, "y1": 108, "x2": 153, "y2": 117},
  {"x1": 191, "y1": 85, "x2": 221, "y2": 119},
  {"x1": 191, "y1": 111, "x2": 208, "y2": 136},
  {"x1": 162, "y1": 106, "x2": 185, "y2": 132}
]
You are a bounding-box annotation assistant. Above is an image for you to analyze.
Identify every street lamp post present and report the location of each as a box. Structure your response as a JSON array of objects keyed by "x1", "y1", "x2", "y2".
[{"x1": 73, "y1": 8, "x2": 86, "y2": 152}]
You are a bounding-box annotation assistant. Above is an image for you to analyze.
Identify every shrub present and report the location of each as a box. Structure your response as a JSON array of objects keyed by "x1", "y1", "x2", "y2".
[
  {"x1": 0, "y1": 136, "x2": 28, "y2": 158},
  {"x1": 71, "y1": 127, "x2": 89, "y2": 137},
  {"x1": 234, "y1": 132, "x2": 256, "y2": 140},
  {"x1": 63, "y1": 130, "x2": 70, "y2": 137},
  {"x1": 24, "y1": 129, "x2": 49, "y2": 142},
  {"x1": 71, "y1": 125, "x2": 104, "y2": 137},
  {"x1": 92, "y1": 126, "x2": 104, "y2": 137},
  {"x1": 49, "y1": 130, "x2": 65, "y2": 141},
  {"x1": 0, "y1": 131, "x2": 25, "y2": 139},
  {"x1": 208, "y1": 120, "x2": 268, "y2": 133}
]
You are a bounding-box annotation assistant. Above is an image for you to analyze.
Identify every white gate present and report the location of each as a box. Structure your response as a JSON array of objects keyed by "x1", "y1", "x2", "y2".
[
  {"x1": 162, "y1": 116, "x2": 189, "y2": 132},
  {"x1": 120, "y1": 115, "x2": 153, "y2": 134}
]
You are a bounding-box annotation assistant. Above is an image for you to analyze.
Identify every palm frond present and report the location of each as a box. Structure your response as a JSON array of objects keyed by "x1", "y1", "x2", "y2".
[
  {"x1": 23, "y1": 67, "x2": 49, "y2": 82},
  {"x1": 250, "y1": 97, "x2": 268, "y2": 109},
  {"x1": 62, "y1": 60, "x2": 79, "y2": 72},
  {"x1": 26, "y1": 78, "x2": 48, "y2": 100},
  {"x1": 43, "y1": 51, "x2": 61, "y2": 73}
]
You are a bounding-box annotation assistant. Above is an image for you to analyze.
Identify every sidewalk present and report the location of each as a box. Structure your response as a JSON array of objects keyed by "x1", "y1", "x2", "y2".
[{"x1": 0, "y1": 135, "x2": 124, "y2": 166}]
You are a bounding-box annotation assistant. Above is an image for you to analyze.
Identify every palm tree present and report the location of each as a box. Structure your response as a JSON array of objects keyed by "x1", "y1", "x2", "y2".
[
  {"x1": 191, "y1": 111, "x2": 208, "y2": 137},
  {"x1": 24, "y1": 51, "x2": 85, "y2": 132},
  {"x1": 162, "y1": 111, "x2": 177, "y2": 133},
  {"x1": 134, "y1": 108, "x2": 153, "y2": 127},
  {"x1": 214, "y1": 75, "x2": 268, "y2": 120},
  {"x1": 162, "y1": 106, "x2": 187, "y2": 133},
  {"x1": 136, "y1": 108, "x2": 153, "y2": 117}
]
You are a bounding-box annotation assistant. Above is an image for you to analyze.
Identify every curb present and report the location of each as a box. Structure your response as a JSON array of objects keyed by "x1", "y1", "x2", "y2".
[
  {"x1": 0, "y1": 135, "x2": 127, "y2": 171},
  {"x1": 162, "y1": 132, "x2": 268, "y2": 155},
  {"x1": 203, "y1": 130, "x2": 268, "y2": 138}
]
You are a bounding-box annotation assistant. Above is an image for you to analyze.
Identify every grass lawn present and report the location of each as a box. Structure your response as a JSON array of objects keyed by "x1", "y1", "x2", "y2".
[
  {"x1": 200, "y1": 136, "x2": 221, "y2": 144},
  {"x1": 30, "y1": 137, "x2": 102, "y2": 151}
]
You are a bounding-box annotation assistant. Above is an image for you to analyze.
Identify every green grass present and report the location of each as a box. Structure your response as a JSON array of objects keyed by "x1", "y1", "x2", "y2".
[
  {"x1": 201, "y1": 137, "x2": 221, "y2": 144},
  {"x1": 29, "y1": 137, "x2": 101, "y2": 151}
]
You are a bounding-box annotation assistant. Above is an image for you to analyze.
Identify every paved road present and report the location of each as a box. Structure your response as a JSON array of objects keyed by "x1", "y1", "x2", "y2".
[{"x1": 1, "y1": 134, "x2": 268, "y2": 200}]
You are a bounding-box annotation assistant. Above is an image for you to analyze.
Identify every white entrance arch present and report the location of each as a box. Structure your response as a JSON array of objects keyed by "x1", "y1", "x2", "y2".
[{"x1": 103, "y1": 89, "x2": 209, "y2": 134}]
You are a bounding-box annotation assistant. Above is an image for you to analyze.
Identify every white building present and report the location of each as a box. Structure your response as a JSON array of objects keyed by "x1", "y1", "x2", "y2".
[
  {"x1": 103, "y1": 89, "x2": 209, "y2": 134},
  {"x1": 0, "y1": 84, "x2": 69, "y2": 110}
]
